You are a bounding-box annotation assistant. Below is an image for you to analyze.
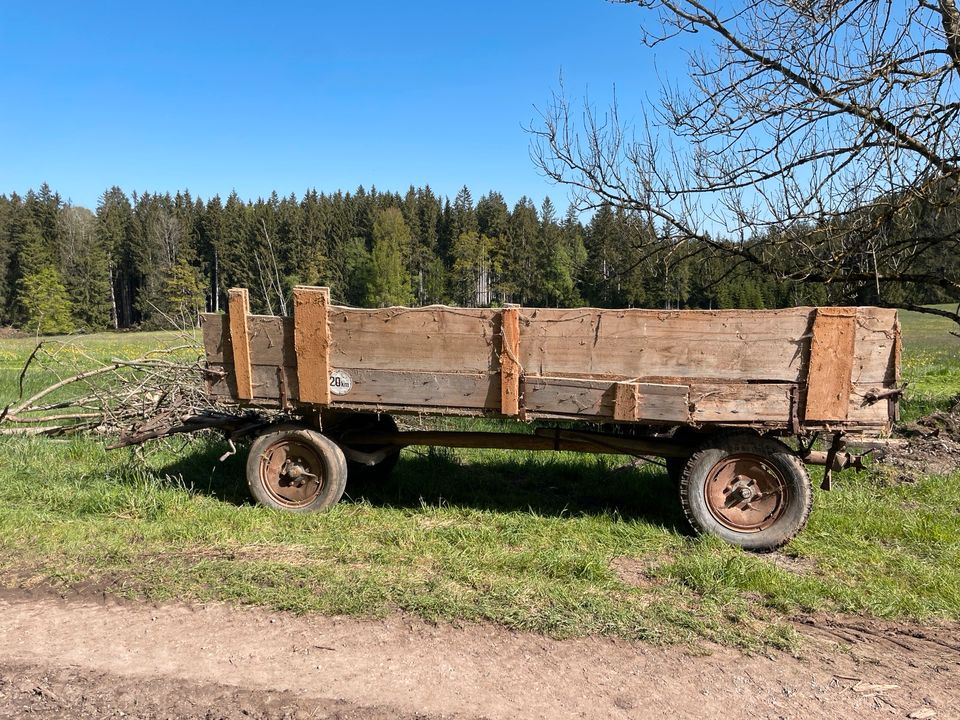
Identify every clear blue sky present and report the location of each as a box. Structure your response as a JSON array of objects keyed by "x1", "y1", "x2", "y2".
[{"x1": 0, "y1": 1, "x2": 676, "y2": 210}]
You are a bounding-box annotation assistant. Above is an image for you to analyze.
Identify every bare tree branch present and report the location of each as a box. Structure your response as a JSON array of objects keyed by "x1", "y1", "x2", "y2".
[{"x1": 530, "y1": 0, "x2": 960, "y2": 327}]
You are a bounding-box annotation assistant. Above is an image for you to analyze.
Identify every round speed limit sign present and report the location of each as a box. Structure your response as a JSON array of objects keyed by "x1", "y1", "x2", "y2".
[{"x1": 329, "y1": 369, "x2": 353, "y2": 396}]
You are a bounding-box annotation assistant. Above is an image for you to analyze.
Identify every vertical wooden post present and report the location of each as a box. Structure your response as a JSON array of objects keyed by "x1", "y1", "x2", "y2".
[
  {"x1": 613, "y1": 382, "x2": 640, "y2": 421},
  {"x1": 500, "y1": 304, "x2": 521, "y2": 417},
  {"x1": 227, "y1": 288, "x2": 254, "y2": 401},
  {"x1": 293, "y1": 286, "x2": 331, "y2": 405},
  {"x1": 804, "y1": 307, "x2": 856, "y2": 422}
]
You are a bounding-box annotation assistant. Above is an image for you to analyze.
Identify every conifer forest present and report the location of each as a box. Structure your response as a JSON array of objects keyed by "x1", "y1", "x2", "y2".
[{"x1": 0, "y1": 183, "x2": 950, "y2": 335}]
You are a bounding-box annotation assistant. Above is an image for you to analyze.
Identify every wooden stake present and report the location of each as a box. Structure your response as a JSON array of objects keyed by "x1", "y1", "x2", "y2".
[
  {"x1": 227, "y1": 288, "x2": 254, "y2": 401},
  {"x1": 500, "y1": 305, "x2": 521, "y2": 417},
  {"x1": 293, "y1": 286, "x2": 331, "y2": 405}
]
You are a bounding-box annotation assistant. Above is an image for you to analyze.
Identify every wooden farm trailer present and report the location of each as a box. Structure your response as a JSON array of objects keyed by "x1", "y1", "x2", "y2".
[{"x1": 200, "y1": 286, "x2": 901, "y2": 550}]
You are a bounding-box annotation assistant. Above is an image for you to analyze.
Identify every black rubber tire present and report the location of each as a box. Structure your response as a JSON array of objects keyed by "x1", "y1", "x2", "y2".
[
  {"x1": 678, "y1": 432, "x2": 812, "y2": 551},
  {"x1": 245, "y1": 424, "x2": 348, "y2": 513},
  {"x1": 664, "y1": 426, "x2": 701, "y2": 485},
  {"x1": 332, "y1": 413, "x2": 401, "y2": 483},
  {"x1": 665, "y1": 456, "x2": 689, "y2": 486}
]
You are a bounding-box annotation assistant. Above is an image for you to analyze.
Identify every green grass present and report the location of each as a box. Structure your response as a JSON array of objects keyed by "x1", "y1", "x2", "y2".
[
  {"x1": 897, "y1": 304, "x2": 960, "y2": 419},
  {"x1": 0, "y1": 311, "x2": 958, "y2": 650}
]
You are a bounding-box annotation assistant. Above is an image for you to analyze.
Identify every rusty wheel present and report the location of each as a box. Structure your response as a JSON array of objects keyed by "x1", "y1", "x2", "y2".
[
  {"x1": 678, "y1": 433, "x2": 811, "y2": 551},
  {"x1": 702, "y1": 454, "x2": 788, "y2": 532},
  {"x1": 246, "y1": 425, "x2": 347, "y2": 513}
]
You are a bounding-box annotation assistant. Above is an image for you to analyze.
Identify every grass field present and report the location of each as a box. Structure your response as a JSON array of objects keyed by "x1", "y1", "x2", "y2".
[{"x1": 0, "y1": 309, "x2": 958, "y2": 650}]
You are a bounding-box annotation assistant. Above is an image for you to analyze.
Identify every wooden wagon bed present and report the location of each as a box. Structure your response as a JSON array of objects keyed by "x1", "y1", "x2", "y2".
[{"x1": 201, "y1": 286, "x2": 900, "y2": 435}]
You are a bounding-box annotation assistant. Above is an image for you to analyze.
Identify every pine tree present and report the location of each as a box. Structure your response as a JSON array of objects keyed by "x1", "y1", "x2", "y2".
[
  {"x1": 60, "y1": 205, "x2": 112, "y2": 329},
  {"x1": 534, "y1": 197, "x2": 577, "y2": 306},
  {"x1": 158, "y1": 259, "x2": 206, "y2": 326},
  {"x1": 368, "y1": 208, "x2": 413, "y2": 307},
  {"x1": 17, "y1": 265, "x2": 74, "y2": 334},
  {"x1": 450, "y1": 230, "x2": 492, "y2": 306},
  {"x1": 96, "y1": 187, "x2": 135, "y2": 328},
  {"x1": 499, "y1": 198, "x2": 539, "y2": 304}
]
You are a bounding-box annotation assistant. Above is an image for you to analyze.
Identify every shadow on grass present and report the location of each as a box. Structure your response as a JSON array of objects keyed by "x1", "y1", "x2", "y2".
[{"x1": 156, "y1": 439, "x2": 688, "y2": 531}]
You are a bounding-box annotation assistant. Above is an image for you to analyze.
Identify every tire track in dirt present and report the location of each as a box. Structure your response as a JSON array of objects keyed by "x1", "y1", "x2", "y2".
[{"x1": 0, "y1": 589, "x2": 957, "y2": 719}]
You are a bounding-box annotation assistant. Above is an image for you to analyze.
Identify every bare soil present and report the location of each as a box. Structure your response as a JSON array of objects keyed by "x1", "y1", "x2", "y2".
[
  {"x1": 877, "y1": 396, "x2": 960, "y2": 480},
  {"x1": 1, "y1": 588, "x2": 957, "y2": 719}
]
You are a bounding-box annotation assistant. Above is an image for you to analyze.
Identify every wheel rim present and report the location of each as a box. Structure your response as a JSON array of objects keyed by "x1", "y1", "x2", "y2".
[
  {"x1": 702, "y1": 453, "x2": 788, "y2": 533},
  {"x1": 258, "y1": 437, "x2": 325, "y2": 508}
]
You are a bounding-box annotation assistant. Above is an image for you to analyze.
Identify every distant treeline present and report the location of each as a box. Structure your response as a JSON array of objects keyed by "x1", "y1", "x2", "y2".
[{"x1": 0, "y1": 183, "x2": 835, "y2": 334}]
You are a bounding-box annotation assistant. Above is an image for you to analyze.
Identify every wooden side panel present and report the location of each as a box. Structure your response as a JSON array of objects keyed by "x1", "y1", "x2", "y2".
[
  {"x1": 804, "y1": 308, "x2": 857, "y2": 421},
  {"x1": 198, "y1": 299, "x2": 899, "y2": 431},
  {"x1": 500, "y1": 306, "x2": 521, "y2": 416},
  {"x1": 202, "y1": 314, "x2": 293, "y2": 366},
  {"x1": 292, "y1": 286, "x2": 330, "y2": 405},
  {"x1": 203, "y1": 306, "x2": 899, "y2": 387},
  {"x1": 204, "y1": 361, "x2": 891, "y2": 429},
  {"x1": 851, "y1": 307, "x2": 900, "y2": 385},
  {"x1": 526, "y1": 377, "x2": 688, "y2": 423},
  {"x1": 327, "y1": 306, "x2": 498, "y2": 373},
  {"x1": 519, "y1": 308, "x2": 816, "y2": 382},
  {"x1": 341, "y1": 369, "x2": 497, "y2": 408},
  {"x1": 689, "y1": 383, "x2": 791, "y2": 424},
  {"x1": 206, "y1": 364, "x2": 498, "y2": 410},
  {"x1": 226, "y1": 289, "x2": 253, "y2": 401}
]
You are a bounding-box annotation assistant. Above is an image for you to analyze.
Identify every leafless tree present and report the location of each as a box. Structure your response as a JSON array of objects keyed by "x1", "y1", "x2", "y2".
[{"x1": 531, "y1": 0, "x2": 960, "y2": 326}]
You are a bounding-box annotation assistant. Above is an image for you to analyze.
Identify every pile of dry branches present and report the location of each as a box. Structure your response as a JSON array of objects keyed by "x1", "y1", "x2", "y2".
[{"x1": 0, "y1": 339, "x2": 267, "y2": 448}]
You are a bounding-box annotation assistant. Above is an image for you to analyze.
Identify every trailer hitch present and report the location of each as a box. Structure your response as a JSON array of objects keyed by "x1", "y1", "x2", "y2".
[{"x1": 798, "y1": 433, "x2": 873, "y2": 490}]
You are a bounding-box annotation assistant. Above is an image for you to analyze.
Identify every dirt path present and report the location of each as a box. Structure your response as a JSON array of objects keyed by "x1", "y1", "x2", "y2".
[{"x1": 0, "y1": 589, "x2": 957, "y2": 720}]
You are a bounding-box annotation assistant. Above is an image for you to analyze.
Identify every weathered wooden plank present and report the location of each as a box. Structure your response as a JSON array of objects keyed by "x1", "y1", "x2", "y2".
[
  {"x1": 500, "y1": 305, "x2": 521, "y2": 416},
  {"x1": 205, "y1": 361, "x2": 893, "y2": 429},
  {"x1": 201, "y1": 314, "x2": 294, "y2": 366},
  {"x1": 689, "y1": 383, "x2": 791, "y2": 423},
  {"x1": 226, "y1": 289, "x2": 253, "y2": 401},
  {"x1": 804, "y1": 308, "x2": 856, "y2": 421},
  {"x1": 844, "y1": 384, "x2": 896, "y2": 427},
  {"x1": 519, "y1": 307, "x2": 815, "y2": 382},
  {"x1": 522, "y1": 376, "x2": 611, "y2": 417},
  {"x1": 328, "y1": 306, "x2": 498, "y2": 372},
  {"x1": 292, "y1": 286, "x2": 331, "y2": 405},
  {"x1": 525, "y1": 376, "x2": 792, "y2": 424},
  {"x1": 526, "y1": 377, "x2": 692, "y2": 423},
  {"x1": 202, "y1": 308, "x2": 499, "y2": 373},
  {"x1": 610, "y1": 381, "x2": 690, "y2": 422},
  {"x1": 851, "y1": 307, "x2": 900, "y2": 385},
  {"x1": 340, "y1": 368, "x2": 498, "y2": 409},
  {"x1": 207, "y1": 364, "x2": 499, "y2": 410},
  {"x1": 518, "y1": 307, "x2": 898, "y2": 385}
]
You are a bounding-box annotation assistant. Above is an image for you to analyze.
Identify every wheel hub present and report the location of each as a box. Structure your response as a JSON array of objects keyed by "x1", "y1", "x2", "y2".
[
  {"x1": 703, "y1": 454, "x2": 788, "y2": 533},
  {"x1": 260, "y1": 439, "x2": 325, "y2": 508},
  {"x1": 281, "y1": 460, "x2": 316, "y2": 487}
]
